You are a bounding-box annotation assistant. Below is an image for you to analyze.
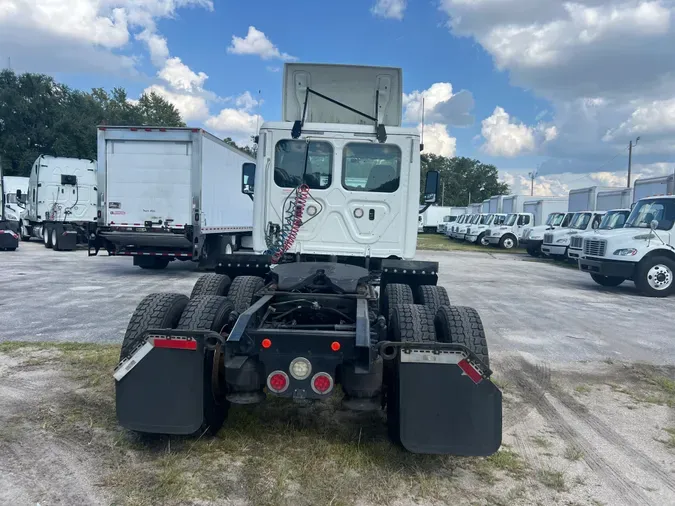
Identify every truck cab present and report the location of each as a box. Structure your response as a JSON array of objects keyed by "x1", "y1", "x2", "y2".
[
  {"x1": 486, "y1": 212, "x2": 533, "y2": 249},
  {"x1": 567, "y1": 209, "x2": 629, "y2": 261},
  {"x1": 465, "y1": 213, "x2": 506, "y2": 246},
  {"x1": 580, "y1": 195, "x2": 675, "y2": 297},
  {"x1": 448, "y1": 214, "x2": 467, "y2": 238},
  {"x1": 542, "y1": 211, "x2": 605, "y2": 259},
  {"x1": 452, "y1": 213, "x2": 477, "y2": 240},
  {"x1": 437, "y1": 215, "x2": 456, "y2": 234}
]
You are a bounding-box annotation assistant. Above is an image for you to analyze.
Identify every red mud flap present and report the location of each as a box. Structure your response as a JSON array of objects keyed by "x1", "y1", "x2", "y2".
[
  {"x1": 393, "y1": 346, "x2": 502, "y2": 456},
  {"x1": 114, "y1": 330, "x2": 221, "y2": 434}
]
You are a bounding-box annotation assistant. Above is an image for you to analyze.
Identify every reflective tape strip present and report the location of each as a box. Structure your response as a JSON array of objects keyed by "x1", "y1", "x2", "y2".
[
  {"x1": 400, "y1": 349, "x2": 466, "y2": 364},
  {"x1": 113, "y1": 342, "x2": 153, "y2": 382}
]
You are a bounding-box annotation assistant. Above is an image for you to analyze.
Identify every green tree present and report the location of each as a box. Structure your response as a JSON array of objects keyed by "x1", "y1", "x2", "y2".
[
  {"x1": 421, "y1": 153, "x2": 510, "y2": 206},
  {"x1": 0, "y1": 70, "x2": 185, "y2": 176},
  {"x1": 223, "y1": 136, "x2": 258, "y2": 159}
]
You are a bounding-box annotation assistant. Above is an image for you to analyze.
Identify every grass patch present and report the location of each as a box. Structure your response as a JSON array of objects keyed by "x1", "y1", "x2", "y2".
[
  {"x1": 416, "y1": 234, "x2": 525, "y2": 254},
  {"x1": 531, "y1": 435, "x2": 552, "y2": 449},
  {"x1": 537, "y1": 469, "x2": 567, "y2": 492},
  {"x1": 564, "y1": 445, "x2": 584, "y2": 461},
  {"x1": 473, "y1": 449, "x2": 528, "y2": 484},
  {"x1": 574, "y1": 385, "x2": 591, "y2": 394}
]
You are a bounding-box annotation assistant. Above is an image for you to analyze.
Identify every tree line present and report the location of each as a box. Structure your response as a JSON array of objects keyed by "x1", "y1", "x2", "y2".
[
  {"x1": 421, "y1": 153, "x2": 509, "y2": 206},
  {"x1": 0, "y1": 69, "x2": 184, "y2": 176}
]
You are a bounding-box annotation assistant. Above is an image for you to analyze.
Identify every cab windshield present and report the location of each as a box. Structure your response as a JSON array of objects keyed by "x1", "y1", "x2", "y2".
[
  {"x1": 548, "y1": 213, "x2": 565, "y2": 226},
  {"x1": 471, "y1": 214, "x2": 481, "y2": 224},
  {"x1": 570, "y1": 212, "x2": 592, "y2": 230},
  {"x1": 492, "y1": 214, "x2": 506, "y2": 226},
  {"x1": 561, "y1": 213, "x2": 574, "y2": 227},
  {"x1": 480, "y1": 214, "x2": 493, "y2": 225},
  {"x1": 624, "y1": 199, "x2": 675, "y2": 230},
  {"x1": 599, "y1": 210, "x2": 629, "y2": 230},
  {"x1": 506, "y1": 214, "x2": 518, "y2": 226}
]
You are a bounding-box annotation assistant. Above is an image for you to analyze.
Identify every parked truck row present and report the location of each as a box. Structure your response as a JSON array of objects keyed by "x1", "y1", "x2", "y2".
[{"x1": 441, "y1": 174, "x2": 675, "y2": 297}]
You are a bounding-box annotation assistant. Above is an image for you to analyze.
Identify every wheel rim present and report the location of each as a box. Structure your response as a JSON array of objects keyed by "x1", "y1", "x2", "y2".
[
  {"x1": 503, "y1": 238, "x2": 514, "y2": 249},
  {"x1": 647, "y1": 264, "x2": 673, "y2": 291},
  {"x1": 225, "y1": 244, "x2": 233, "y2": 255},
  {"x1": 480, "y1": 236, "x2": 489, "y2": 246},
  {"x1": 43, "y1": 228, "x2": 48, "y2": 244},
  {"x1": 52, "y1": 229, "x2": 57, "y2": 246}
]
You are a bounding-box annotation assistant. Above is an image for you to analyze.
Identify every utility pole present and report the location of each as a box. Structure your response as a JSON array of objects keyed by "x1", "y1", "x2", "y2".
[
  {"x1": 441, "y1": 184, "x2": 445, "y2": 206},
  {"x1": 468, "y1": 191, "x2": 471, "y2": 206},
  {"x1": 528, "y1": 168, "x2": 539, "y2": 196},
  {"x1": 627, "y1": 137, "x2": 640, "y2": 187}
]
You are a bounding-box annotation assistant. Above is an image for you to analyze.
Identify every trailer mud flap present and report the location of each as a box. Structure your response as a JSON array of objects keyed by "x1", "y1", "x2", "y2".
[
  {"x1": 115, "y1": 334, "x2": 207, "y2": 434},
  {"x1": 397, "y1": 355, "x2": 502, "y2": 456}
]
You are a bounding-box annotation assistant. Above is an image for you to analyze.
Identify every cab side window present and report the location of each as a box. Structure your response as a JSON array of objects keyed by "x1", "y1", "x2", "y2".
[{"x1": 342, "y1": 143, "x2": 402, "y2": 193}]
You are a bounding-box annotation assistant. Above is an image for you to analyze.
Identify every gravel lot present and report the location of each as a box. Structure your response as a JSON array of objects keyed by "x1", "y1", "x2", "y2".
[{"x1": 2, "y1": 241, "x2": 673, "y2": 365}]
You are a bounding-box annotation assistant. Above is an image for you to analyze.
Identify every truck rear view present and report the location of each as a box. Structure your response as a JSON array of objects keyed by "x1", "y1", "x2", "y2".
[{"x1": 91, "y1": 127, "x2": 255, "y2": 269}]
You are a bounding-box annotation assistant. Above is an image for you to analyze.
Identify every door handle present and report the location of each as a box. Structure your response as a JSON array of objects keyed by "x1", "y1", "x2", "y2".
[{"x1": 369, "y1": 209, "x2": 375, "y2": 221}]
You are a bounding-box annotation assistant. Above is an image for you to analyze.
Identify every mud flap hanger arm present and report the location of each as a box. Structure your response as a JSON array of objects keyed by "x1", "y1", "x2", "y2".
[{"x1": 292, "y1": 87, "x2": 387, "y2": 143}]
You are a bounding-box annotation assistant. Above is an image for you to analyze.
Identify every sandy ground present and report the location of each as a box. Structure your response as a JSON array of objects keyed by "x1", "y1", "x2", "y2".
[{"x1": 1, "y1": 241, "x2": 675, "y2": 505}]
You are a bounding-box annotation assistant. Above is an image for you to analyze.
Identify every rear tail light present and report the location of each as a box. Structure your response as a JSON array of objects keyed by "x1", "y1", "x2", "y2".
[
  {"x1": 311, "y1": 373, "x2": 334, "y2": 395},
  {"x1": 267, "y1": 371, "x2": 289, "y2": 393},
  {"x1": 289, "y1": 357, "x2": 312, "y2": 380}
]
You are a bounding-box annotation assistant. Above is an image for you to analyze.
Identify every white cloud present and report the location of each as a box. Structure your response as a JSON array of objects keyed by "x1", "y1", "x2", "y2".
[
  {"x1": 144, "y1": 84, "x2": 210, "y2": 122},
  {"x1": 481, "y1": 107, "x2": 536, "y2": 157},
  {"x1": 421, "y1": 123, "x2": 457, "y2": 158},
  {"x1": 136, "y1": 29, "x2": 169, "y2": 66},
  {"x1": 371, "y1": 0, "x2": 407, "y2": 20},
  {"x1": 604, "y1": 98, "x2": 675, "y2": 140},
  {"x1": 206, "y1": 108, "x2": 262, "y2": 144},
  {"x1": 403, "y1": 82, "x2": 475, "y2": 126},
  {"x1": 234, "y1": 91, "x2": 260, "y2": 112},
  {"x1": 157, "y1": 56, "x2": 208, "y2": 93},
  {"x1": 227, "y1": 26, "x2": 296, "y2": 61},
  {"x1": 501, "y1": 171, "x2": 571, "y2": 197}
]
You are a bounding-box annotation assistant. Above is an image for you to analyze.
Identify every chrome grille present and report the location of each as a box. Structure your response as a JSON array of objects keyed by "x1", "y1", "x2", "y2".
[
  {"x1": 570, "y1": 236, "x2": 583, "y2": 249},
  {"x1": 543, "y1": 233, "x2": 554, "y2": 244},
  {"x1": 584, "y1": 239, "x2": 607, "y2": 257}
]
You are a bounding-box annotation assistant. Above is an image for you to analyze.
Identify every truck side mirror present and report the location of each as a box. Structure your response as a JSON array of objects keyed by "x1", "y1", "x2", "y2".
[
  {"x1": 242, "y1": 163, "x2": 256, "y2": 197},
  {"x1": 423, "y1": 170, "x2": 440, "y2": 204},
  {"x1": 650, "y1": 219, "x2": 659, "y2": 230}
]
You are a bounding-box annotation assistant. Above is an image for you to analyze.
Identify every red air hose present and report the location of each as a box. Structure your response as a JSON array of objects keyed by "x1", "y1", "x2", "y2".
[{"x1": 272, "y1": 184, "x2": 310, "y2": 264}]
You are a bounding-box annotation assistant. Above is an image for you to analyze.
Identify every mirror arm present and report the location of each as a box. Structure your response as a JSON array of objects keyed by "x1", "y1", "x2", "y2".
[{"x1": 419, "y1": 203, "x2": 432, "y2": 215}]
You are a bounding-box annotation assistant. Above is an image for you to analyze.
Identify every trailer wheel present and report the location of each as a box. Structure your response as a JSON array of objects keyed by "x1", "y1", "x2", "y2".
[
  {"x1": 634, "y1": 256, "x2": 675, "y2": 297},
  {"x1": 381, "y1": 283, "x2": 414, "y2": 323},
  {"x1": 417, "y1": 285, "x2": 450, "y2": 315},
  {"x1": 434, "y1": 305, "x2": 489, "y2": 368},
  {"x1": 43, "y1": 226, "x2": 52, "y2": 248},
  {"x1": 177, "y1": 295, "x2": 235, "y2": 435},
  {"x1": 120, "y1": 293, "x2": 189, "y2": 361},
  {"x1": 227, "y1": 276, "x2": 265, "y2": 313},
  {"x1": 191, "y1": 274, "x2": 232, "y2": 298}
]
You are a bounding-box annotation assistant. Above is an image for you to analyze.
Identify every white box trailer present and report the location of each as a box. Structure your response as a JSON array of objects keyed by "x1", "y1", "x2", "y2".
[
  {"x1": 568, "y1": 186, "x2": 619, "y2": 212},
  {"x1": 633, "y1": 174, "x2": 675, "y2": 201},
  {"x1": 420, "y1": 205, "x2": 461, "y2": 233},
  {"x1": 2, "y1": 175, "x2": 28, "y2": 234},
  {"x1": 468, "y1": 203, "x2": 483, "y2": 214},
  {"x1": 488, "y1": 195, "x2": 506, "y2": 213},
  {"x1": 436, "y1": 207, "x2": 467, "y2": 233},
  {"x1": 522, "y1": 197, "x2": 568, "y2": 226},
  {"x1": 92, "y1": 126, "x2": 255, "y2": 269},
  {"x1": 21, "y1": 155, "x2": 98, "y2": 251},
  {"x1": 481, "y1": 199, "x2": 490, "y2": 213},
  {"x1": 596, "y1": 188, "x2": 633, "y2": 211}
]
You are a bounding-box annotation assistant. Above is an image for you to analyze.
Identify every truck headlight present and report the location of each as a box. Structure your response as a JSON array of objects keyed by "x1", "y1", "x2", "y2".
[
  {"x1": 556, "y1": 239, "x2": 568, "y2": 244},
  {"x1": 613, "y1": 248, "x2": 637, "y2": 256}
]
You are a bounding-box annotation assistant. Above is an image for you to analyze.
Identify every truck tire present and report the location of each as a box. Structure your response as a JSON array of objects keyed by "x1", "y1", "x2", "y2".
[
  {"x1": 120, "y1": 293, "x2": 189, "y2": 361},
  {"x1": 478, "y1": 232, "x2": 489, "y2": 246},
  {"x1": 227, "y1": 276, "x2": 265, "y2": 313},
  {"x1": 499, "y1": 235, "x2": 517, "y2": 250},
  {"x1": 20, "y1": 222, "x2": 30, "y2": 241},
  {"x1": 191, "y1": 274, "x2": 232, "y2": 299},
  {"x1": 137, "y1": 257, "x2": 170, "y2": 270},
  {"x1": 43, "y1": 226, "x2": 52, "y2": 248},
  {"x1": 381, "y1": 283, "x2": 414, "y2": 324},
  {"x1": 417, "y1": 285, "x2": 450, "y2": 315},
  {"x1": 434, "y1": 305, "x2": 489, "y2": 367},
  {"x1": 176, "y1": 295, "x2": 234, "y2": 435},
  {"x1": 526, "y1": 247, "x2": 540, "y2": 258},
  {"x1": 634, "y1": 256, "x2": 675, "y2": 297},
  {"x1": 590, "y1": 274, "x2": 625, "y2": 287},
  {"x1": 386, "y1": 304, "x2": 437, "y2": 443}
]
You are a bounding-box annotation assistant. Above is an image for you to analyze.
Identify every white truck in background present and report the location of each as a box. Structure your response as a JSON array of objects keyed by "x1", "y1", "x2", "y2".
[
  {"x1": 447, "y1": 213, "x2": 469, "y2": 239},
  {"x1": 90, "y1": 126, "x2": 255, "y2": 270},
  {"x1": 2, "y1": 176, "x2": 28, "y2": 235},
  {"x1": 0, "y1": 163, "x2": 21, "y2": 251},
  {"x1": 633, "y1": 174, "x2": 675, "y2": 202},
  {"x1": 580, "y1": 193, "x2": 675, "y2": 297},
  {"x1": 420, "y1": 206, "x2": 462, "y2": 233},
  {"x1": 486, "y1": 195, "x2": 535, "y2": 249},
  {"x1": 436, "y1": 207, "x2": 467, "y2": 234},
  {"x1": 567, "y1": 188, "x2": 633, "y2": 260},
  {"x1": 541, "y1": 186, "x2": 618, "y2": 260},
  {"x1": 465, "y1": 213, "x2": 506, "y2": 246},
  {"x1": 20, "y1": 155, "x2": 98, "y2": 251},
  {"x1": 519, "y1": 198, "x2": 570, "y2": 256},
  {"x1": 481, "y1": 199, "x2": 490, "y2": 213}
]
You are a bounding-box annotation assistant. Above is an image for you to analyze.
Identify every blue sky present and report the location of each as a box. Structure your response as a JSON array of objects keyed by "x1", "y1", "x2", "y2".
[{"x1": 2, "y1": 0, "x2": 675, "y2": 196}]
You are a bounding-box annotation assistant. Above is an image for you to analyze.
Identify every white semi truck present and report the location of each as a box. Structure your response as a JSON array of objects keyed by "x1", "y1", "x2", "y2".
[
  {"x1": 567, "y1": 188, "x2": 633, "y2": 260},
  {"x1": 0, "y1": 163, "x2": 21, "y2": 251},
  {"x1": 541, "y1": 186, "x2": 617, "y2": 259},
  {"x1": 20, "y1": 155, "x2": 98, "y2": 251},
  {"x1": 580, "y1": 194, "x2": 675, "y2": 297},
  {"x1": 90, "y1": 127, "x2": 255, "y2": 270},
  {"x1": 1, "y1": 175, "x2": 28, "y2": 235},
  {"x1": 113, "y1": 63, "x2": 502, "y2": 456}
]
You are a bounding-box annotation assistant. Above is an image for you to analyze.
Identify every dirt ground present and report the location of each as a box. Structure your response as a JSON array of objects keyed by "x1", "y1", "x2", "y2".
[{"x1": 1, "y1": 343, "x2": 674, "y2": 506}]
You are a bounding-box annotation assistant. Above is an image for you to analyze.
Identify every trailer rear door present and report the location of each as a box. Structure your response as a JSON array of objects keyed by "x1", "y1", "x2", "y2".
[{"x1": 105, "y1": 140, "x2": 192, "y2": 228}]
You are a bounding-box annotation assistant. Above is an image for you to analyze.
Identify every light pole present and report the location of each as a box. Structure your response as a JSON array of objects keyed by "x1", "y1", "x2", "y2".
[
  {"x1": 627, "y1": 137, "x2": 640, "y2": 188},
  {"x1": 528, "y1": 168, "x2": 539, "y2": 196}
]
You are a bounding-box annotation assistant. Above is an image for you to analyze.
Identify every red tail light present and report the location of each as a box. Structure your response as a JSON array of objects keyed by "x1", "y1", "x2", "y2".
[
  {"x1": 311, "y1": 373, "x2": 334, "y2": 395},
  {"x1": 267, "y1": 371, "x2": 289, "y2": 393}
]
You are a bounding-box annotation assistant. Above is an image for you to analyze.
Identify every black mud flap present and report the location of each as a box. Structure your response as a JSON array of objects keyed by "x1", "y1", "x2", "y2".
[
  {"x1": 397, "y1": 355, "x2": 502, "y2": 456},
  {"x1": 0, "y1": 229, "x2": 19, "y2": 250},
  {"x1": 115, "y1": 332, "x2": 210, "y2": 434}
]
